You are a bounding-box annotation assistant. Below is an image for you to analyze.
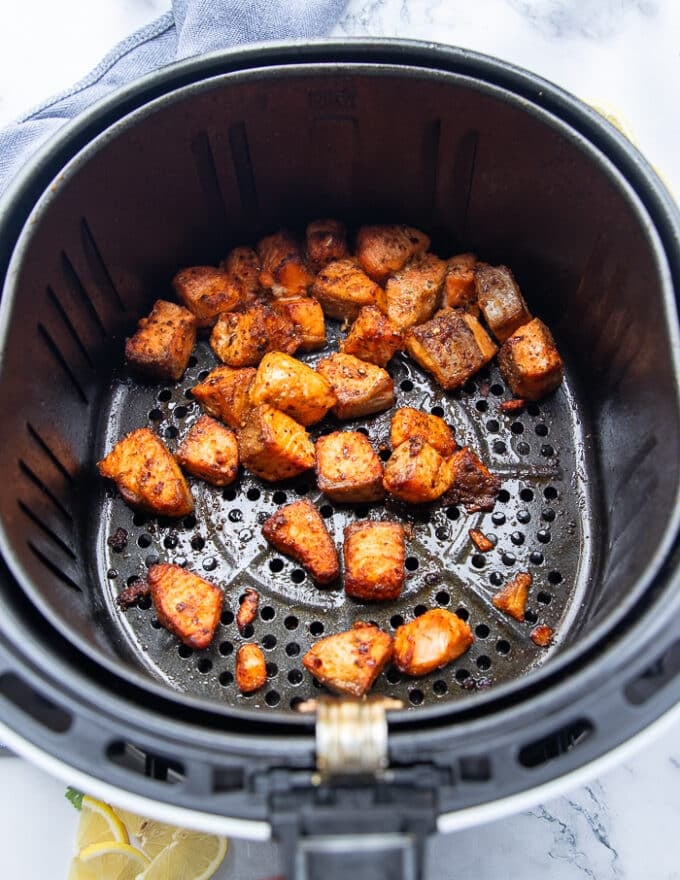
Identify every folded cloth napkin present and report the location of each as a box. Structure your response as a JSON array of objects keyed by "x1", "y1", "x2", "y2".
[{"x1": 0, "y1": 0, "x2": 347, "y2": 196}]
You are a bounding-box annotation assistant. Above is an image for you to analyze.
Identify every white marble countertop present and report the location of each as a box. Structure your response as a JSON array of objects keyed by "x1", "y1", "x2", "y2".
[{"x1": 1, "y1": 1, "x2": 679, "y2": 878}]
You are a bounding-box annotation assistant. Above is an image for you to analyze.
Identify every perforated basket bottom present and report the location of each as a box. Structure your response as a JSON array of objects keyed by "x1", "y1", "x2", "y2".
[{"x1": 93, "y1": 324, "x2": 593, "y2": 713}]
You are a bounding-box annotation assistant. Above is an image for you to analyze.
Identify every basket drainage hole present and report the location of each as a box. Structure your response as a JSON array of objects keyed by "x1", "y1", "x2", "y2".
[
  {"x1": 474, "y1": 624, "x2": 490, "y2": 639},
  {"x1": 309, "y1": 621, "x2": 324, "y2": 636},
  {"x1": 541, "y1": 445, "x2": 555, "y2": 457},
  {"x1": 284, "y1": 615, "x2": 299, "y2": 630},
  {"x1": 435, "y1": 591, "x2": 450, "y2": 606},
  {"x1": 265, "y1": 690, "x2": 281, "y2": 707},
  {"x1": 288, "y1": 669, "x2": 303, "y2": 685},
  {"x1": 266, "y1": 662, "x2": 278, "y2": 678},
  {"x1": 525, "y1": 609, "x2": 538, "y2": 624},
  {"x1": 408, "y1": 689, "x2": 424, "y2": 706},
  {"x1": 178, "y1": 645, "x2": 193, "y2": 659},
  {"x1": 262, "y1": 635, "x2": 277, "y2": 650},
  {"x1": 519, "y1": 488, "x2": 534, "y2": 502},
  {"x1": 174, "y1": 406, "x2": 188, "y2": 419},
  {"x1": 548, "y1": 571, "x2": 563, "y2": 585},
  {"x1": 291, "y1": 569, "x2": 306, "y2": 584},
  {"x1": 164, "y1": 534, "x2": 178, "y2": 549},
  {"x1": 261, "y1": 606, "x2": 275, "y2": 621},
  {"x1": 247, "y1": 488, "x2": 261, "y2": 501},
  {"x1": 475, "y1": 400, "x2": 488, "y2": 412},
  {"x1": 290, "y1": 697, "x2": 303, "y2": 710},
  {"x1": 273, "y1": 491, "x2": 287, "y2": 504},
  {"x1": 164, "y1": 426, "x2": 178, "y2": 440},
  {"x1": 486, "y1": 419, "x2": 499, "y2": 433},
  {"x1": 537, "y1": 592, "x2": 552, "y2": 605},
  {"x1": 151, "y1": 618, "x2": 162, "y2": 629},
  {"x1": 386, "y1": 667, "x2": 401, "y2": 684},
  {"x1": 490, "y1": 383, "x2": 503, "y2": 396},
  {"x1": 496, "y1": 640, "x2": 511, "y2": 655},
  {"x1": 286, "y1": 642, "x2": 300, "y2": 657},
  {"x1": 535, "y1": 424, "x2": 548, "y2": 437},
  {"x1": 544, "y1": 486, "x2": 558, "y2": 500},
  {"x1": 197, "y1": 659, "x2": 213, "y2": 674},
  {"x1": 497, "y1": 490, "x2": 510, "y2": 503},
  {"x1": 379, "y1": 448, "x2": 392, "y2": 461},
  {"x1": 446, "y1": 506, "x2": 459, "y2": 520},
  {"x1": 158, "y1": 389, "x2": 172, "y2": 402},
  {"x1": 191, "y1": 535, "x2": 205, "y2": 551},
  {"x1": 219, "y1": 641, "x2": 233, "y2": 656},
  {"x1": 269, "y1": 558, "x2": 284, "y2": 573},
  {"x1": 320, "y1": 504, "x2": 334, "y2": 518},
  {"x1": 471, "y1": 554, "x2": 486, "y2": 569},
  {"x1": 198, "y1": 369, "x2": 210, "y2": 381},
  {"x1": 390, "y1": 614, "x2": 404, "y2": 629},
  {"x1": 137, "y1": 595, "x2": 152, "y2": 611},
  {"x1": 413, "y1": 605, "x2": 427, "y2": 617},
  {"x1": 241, "y1": 624, "x2": 255, "y2": 638},
  {"x1": 476, "y1": 655, "x2": 491, "y2": 671},
  {"x1": 132, "y1": 514, "x2": 147, "y2": 527},
  {"x1": 221, "y1": 610, "x2": 234, "y2": 626},
  {"x1": 511, "y1": 422, "x2": 524, "y2": 434},
  {"x1": 219, "y1": 671, "x2": 233, "y2": 687},
  {"x1": 455, "y1": 669, "x2": 470, "y2": 682},
  {"x1": 430, "y1": 406, "x2": 445, "y2": 417},
  {"x1": 400, "y1": 380, "x2": 414, "y2": 391},
  {"x1": 405, "y1": 556, "x2": 419, "y2": 571},
  {"x1": 223, "y1": 488, "x2": 237, "y2": 502},
  {"x1": 433, "y1": 680, "x2": 448, "y2": 696},
  {"x1": 183, "y1": 515, "x2": 197, "y2": 529},
  {"x1": 148, "y1": 408, "x2": 163, "y2": 422},
  {"x1": 455, "y1": 608, "x2": 469, "y2": 621}
]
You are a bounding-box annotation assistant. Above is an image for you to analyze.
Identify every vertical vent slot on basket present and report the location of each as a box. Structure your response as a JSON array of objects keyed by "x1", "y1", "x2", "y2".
[
  {"x1": 80, "y1": 217, "x2": 126, "y2": 312},
  {"x1": 27, "y1": 541, "x2": 82, "y2": 592},
  {"x1": 46, "y1": 285, "x2": 95, "y2": 368},
  {"x1": 19, "y1": 501, "x2": 76, "y2": 560},
  {"x1": 624, "y1": 640, "x2": 680, "y2": 705},
  {"x1": 518, "y1": 718, "x2": 594, "y2": 768},
  {"x1": 19, "y1": 459, "x2": 73, "y2": 523},
  {"x1": 26, "y1": 422, "x2": 76, "y2": 486},
  {"x1": 36, "y1": 323, "x2": 88, "y2": 404},
  {"x1": 60, "y1": 250, "x2": 107, "y2": 338},
  {"x1": 229, "y1": 121, "x2": 259, "y2": 223},
  {"x1": 106, "y1": 741, "x2": 185, "y2": 784},
  {"x1": 191, "y1": 131, "x2": 229, "y2": 251},
  {"x1": 0, "y1": 672, "x2": 72, "y2": 733},
  {"x1": 450, "y1": 129, "x2": 479, "y2": 245}
]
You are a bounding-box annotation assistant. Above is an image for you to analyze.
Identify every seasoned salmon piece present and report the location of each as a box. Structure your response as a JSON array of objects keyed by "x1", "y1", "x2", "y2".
[
  {"x1": 356, "y1": 224, "x2": 430, "y2": 283},
  {"x1": 237, "y1": 588, "x2": 259, "y2": 635},
  {"x1": 316, "y1": 353, "x2": 395, "y2": 420},
  {"x1": 257, "y1": 230, "x2": 314, "y2": 297},
  {"x1": 383, "y1": 438, "x2": 453, "y2": 504},
  {"x1": 147, "y1": 563, "x2": 222, "y2": 650},
  {"x1": 469, "y1": 529, "x2": 494, "y2": 552},
  {"x1": 405, "y1": 308, "x2": 497, "y2": 390},
  {"x1": 97, "y1": 427, "x2": 193, "y2": 517},
  {"x1": 530, "y1": 624, "x2": 554, "y2": 647},
  {"x1": 393, "y1": 609, "x2": 473, "y2": 676},
  {"x1": 191, "y1": 365, "x2": 256, "y2": 430},
  {"x1": 262, "y1": 499, "x2": 339, "y2": 584},
  {"x1": 239, "y1": 405, "x2": 315, "y2": 482},
  {"x1": 492, "y1": 572, "x2": 533, "y2": 621},
  {"x1": 497, "y1": 318, "x2": 564, "y2": 401},
  {"x1": 210, "y1": 302, "x2": 301, "y2": 367},
  {"x1": 236, "y1": 643, "x2": 267, "y2": 694},
  {"x1": 176, "y1": 415, "x2": 239, "y2": 487},
  {"x1": 312, "y1": 258, "x2": 380, "y2": 321},
  {"x1": 445, "y1": 253, "x2": 478, "y2": 315},
  {"x1": 339, "y1": 304, "x2": 403, "y2": 366},
  {"x1": 220, "y1": 245, "x2": 261, "y2": 302},
  {"x1": 343, "y1": 521, "x2": 405, "y2": 601},
  {"x1": 306, "y1": 218, "x2": 349, "y2": 271},
  {"x1": 302, "y1": 622, "x2": 393, "y2": 696},
  {"x1": 390, "y1": 407, "x2": 456, "y2": 458},
  {"x1": 376, "y1": 252, "x2": 446, "y2": 330},
  {"x1": 125, "y1": 299, "x2": 196, "y2": 382},
  {"x1": 249, "y1": 352, "x2": 337, "y2": 426},
  {"x1": 172, "y1": 266, "x2": 242, "y2": 328},
  {"x1": 447, "y1": 446, "x2": 501, "y2": 513},
  {"x1": 316, "y1": 431, "x2": 384, "y2": 503},
  {"x1": 474, "y1": 263, "x2": 532, "y2": 342},
  {"x1": 273, "y1": 297, "x2": 326, "y2": 351}
]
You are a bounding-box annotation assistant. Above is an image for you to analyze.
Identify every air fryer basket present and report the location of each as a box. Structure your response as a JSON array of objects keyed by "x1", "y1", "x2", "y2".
[{"x1": 0, "y1": 41, "x2": 679, "y2": 879}]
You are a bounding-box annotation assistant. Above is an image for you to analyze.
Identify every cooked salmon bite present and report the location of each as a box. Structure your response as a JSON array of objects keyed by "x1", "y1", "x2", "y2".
[
  {"x1": 210, "y1": 302, "x2": 301, "y2": 367},
  {"x1": 97, "y1": 427, "x2": 193, "y2": 517},
  {"x1": 219, "y1": 245, "x2": 261, "y2": 302},
  {"x1": 390, "y1": 407, "x2": 456, "y2": 458},
  {"x1": 236, "y1": 643, "x2": 267, "y2": 694},
  {"x1": 356, "y1": 224, "x2": 430, "y2": 283},
  {"x1": 175, "y1": 415, "x2": 239, "y2": 487},
  {"x1": 248, "y1": 352, "x2": 337, "y2": 426},
  {"x1": 262, "y1": 498, "x2": 339, "y2": 584},
  {"x1": 302, "y1": 622, "x2": 394, "y2": 696},
  {"x1": 172, "y1": 266, "x2": 242, "y2": 328},
  {"x1": 190, "y1": 364, "x2": 256, "y2": 430},
  {"x1": 382, "y1": 438, "x2": 453, "y2": 505},
  {"x1": 393, "y1": 608, "x2": 473, "y2": 676},
  {"x1": 447, "y1": 446, "x2": 501, "y2": 513},
  {"x1": 273, "y1": 296, "x2": 326, "y2": 351},
  {"x1": 316, "y1": 352, "x2": 395, "y2": 420},
  {"x1": 257, "y1": 229, "x2": 314, "y2": 297},
  {"x1": 343, "y1": 521, "x2": 405, "y2": 601},
  {"x1": 376, "y1": 252, "x2": 447, "y2": 330},
  {"x1": 497, "y1": 317, "x2": 564, "y2": 401},
  {"x1": 125, "y1": 299, "x2": 196, "y2": 382},
  {"x1": 147, "y1": 563, "x2": 222, "y2": 650},
  {"x1": 444, "y1": 253, "x2": 478, "y2": 315},
  {"x1": 238, "y1": 405, "x2": 315, "y2": 482},
  {"x1": 315, "y1": 431, "x2": 384, "y2": 503},
  {"x1": 339, "y1": 304, "x2": 403, "y2": 366},
  {"x1": 305, "y1": 218, "x2": 349, "y2": 271},
  {"x1": 312, "y1": 258, "x2": 381, "y2": 321},
  {"x1": 236, "y1": 588, "x2": 259, "y2": 635},
  {"x1": 474, "y1": 263, "x2": 532, "y2": 343}
]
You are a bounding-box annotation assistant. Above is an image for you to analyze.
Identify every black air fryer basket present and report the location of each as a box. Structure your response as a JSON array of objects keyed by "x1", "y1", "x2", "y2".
[{"x1": 0, "y1": 41, "x2": 679, "y2": 880}]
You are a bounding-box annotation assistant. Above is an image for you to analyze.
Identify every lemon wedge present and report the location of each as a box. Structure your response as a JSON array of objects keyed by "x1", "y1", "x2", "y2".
[
  {"x1": 68, "y1": 840, "x2": 150, "y2": 880},
  {"x1": 75, "y1": 796, "x2": 130, "y2": 850},
  {"x1": 111, "y1": 806, "x2": 147, "y2": 838},
  {"x1": 137, "y1": 818, "x2": 181, "y2": 859},
  {"x1": 137, "y1": 831, "x2": 228, "y2": 880}
]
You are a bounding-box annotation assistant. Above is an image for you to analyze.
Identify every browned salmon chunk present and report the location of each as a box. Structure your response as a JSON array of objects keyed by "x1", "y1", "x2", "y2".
[
  {"x1": 316, "y1": 353, "x2": 395, "y2": 420},
  {"x1": 210, "y1": 302, "x2": 301, "y2": 367},
  {"x1": 125, "y1": 299, "x2": 196, "y2": 381},
  {"x1": 236, "y1": 588, "x2": 259, "y2": 635},
  {"x1": 376, "y1": 252, "x2": 446, "y2": 330},
  {"x1": 339, "y1": 304, "x2": 403, "y2": 366},
  {"x1": 262, "y1": 499, "x2": 339, "y2": 584},
  {"x1": 238, "y1": 405, "x2": 315, "y2": 482},
  {"x1": 236, "y1": 643, "x2": 267, "y2": 693},
  {"x1": 316, "y1": 431, "x2": 384, "y2": 503},
  {"x1": 172, "y1": 266, "x2": 241, "y2": 328},
  {"x1": 306, "y1": 218, "x2": 349, "y2": 270},
  {"x1": 220, "y1": 245, "x2": 261, "y2": 302},
  {"x1": 383, "y1": 438, "x2": 453, "y2": 504},
  {"x1": 97, "y1": 427, "x2": 193, "y2": 517},
  {"x1": 343, "y1": 521, "x2": 405, "y2": 601},
  {"x1": 492, "y1": 572, "x2": 533, "y2": 621},
  {"x1": 302, "y1": 622, "x2": 394, "y2": 696},
  {"x1": 390, "y1": 407, "x2": 456, "y2": 458},
  {"x1": 356, "y1": 224, "x2": 430, "y2": 283},
  {"x1": 474, "y1": 263, "x2": 532, "y2": 342},
  {"x1": 405, "y1": 307, "x2": 497, "y2": 390},
  {"x1": 258, "y1": 230, "x2": 314, "y2": 297},
  {"x1": 444, "y1": 253, "x2": 478, "y2": 315},
  {"x1": 447, "y1": 446, "x2": 501, "y2": 513},
  {"x1": 393, "y1": 609, "x2": 473, "y2": 676},
  {"x1": 469, "y1": 529, "x2": 494, "y2": 552},
  {"x1": 148, "y1": 563, "x2": 222, "y2": 649},
  {"x1": 191, "y1": 365, "x2": 256, "y2": 430},
  {"x1": 312, "y1": 258, "x2": 380, "y2": 321},
  {"x1": 273, "y1": 296, "x2": 326, "y2": 351},
  {"x1": 497, "y1": 317, "x2": 564, "y2": 401},
  {"x1": 176, "y1": 415, "x2": 239, "y2": 487},
  {"x1": 249, "y1": 352, "x2": 337, "y2": 426}
]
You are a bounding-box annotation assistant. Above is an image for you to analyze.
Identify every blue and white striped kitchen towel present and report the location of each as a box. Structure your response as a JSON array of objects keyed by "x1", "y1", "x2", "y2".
[{"x1": 0, "y1": 0, "x2": 348, "y2": 196}]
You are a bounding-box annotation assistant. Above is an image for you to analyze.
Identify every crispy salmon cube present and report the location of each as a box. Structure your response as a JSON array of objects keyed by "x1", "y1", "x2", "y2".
[
  {"x1": 262, "y1": 499, "x2": 339, "y2": 584},
  {"x1": 306, "y1": 218, "x2": 349, "y2": 271},
  {"x1": 236, "y1": 643, "x2": 267, "y2": 694},
  {"x1": 383, "y1": 438, "x2": 453, "y2": 504},
  {"x1": 390, "y1": 407, "x2": 456, "y2": 458},
  {"x1": 356, "y1": 224, "x2": 430, "y2": 283},
  {"x1": 445, "y1": 253, "x2": 478, "y2": 315},
  {"x1": 237, "y1": 588, "x2": 259, "y2": 635},
  {"x1": 190, "y1": 365, "x2": 256, "y2": 430},
  {"x1": 302, "y1": 622, "x2": 393, "y2": 696},
  {"x1": 474, "y1": 263, "x2": 532, "y2": 342},
  {"x1": 393, "y1": 608, "x2": 473, "y2": 676},
  {"x1": 376, "y1": 252, "x2": 446, "y2": 330},
  {"x1": 257, "y1": 230, "x2": 314, "y2": 297},
  {"x1": 97, "y1": 427, "x2": 193, "y2": 517},
  {"x1": 405, "y1": 308, "x2": 497, "y2": 390},
  {"x1": 492, "y1": 572, "x2": 533, "y2": 621},
  {"x1": 343, "y1": 521, "x2": 405, "y2": 601},
  {"x1": 176, "y1": 415, "x2": 239, "y2": 487},
  {"x1": 172, "y1": 266, "x2": 241, "y2": 328},
  {"x1": 125, "y1": 299, "x2": 196, "y2": 381},
  {"x1": 148, "y1": 563, "x2": 222, "y2": 649},
  {"x1": 316, "y1": 353, "x2": 395, "y2": 420},
  {"x1": 273, "y1": 297, "x2": 326, "y2": 351},
  {"x1": 220, "y1": 245, "x2": 261, "y2": 302},
  {"x1": 339, "y1": 304, "x2": 403, "y2": 366},
  {"x1": 210, "y1": 302, "x2": 301, "y2": 367},
  {"x1": 239, "y1": 405, "x2": 315, "y2": 482},
  {"x1": 447, "y1": 446, "x2": 501, "y2": 513},
  {"x1": 497, "y1": 318, "x2": 564, "y2": 401},
  {"x1": 312, "y1": 258, "x2": 380, "y2": 321},
  {"x1": 316, "y1": 431, "x2": 384, "y2": 503},
  {"x1": 249, "y1": 352, "x2": 337, "y2": 426}
]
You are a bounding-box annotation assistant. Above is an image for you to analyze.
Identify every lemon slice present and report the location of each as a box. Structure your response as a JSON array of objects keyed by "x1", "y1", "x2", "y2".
[
  {"x1": 67, "y1": 841, "x2": 150, "y2": 880},
  {"x1": 137, "y1": 832, "x2": 228, "y2": 880},
  {"x1": 138, "y1": 818, "x2": 181, "y2": 859},
  {"x1": 76, "y1": 796, "x2": 130, "y2": 849},
  {"x1": 111, "y1": 807, "x2": 147, "y2": 839}
]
